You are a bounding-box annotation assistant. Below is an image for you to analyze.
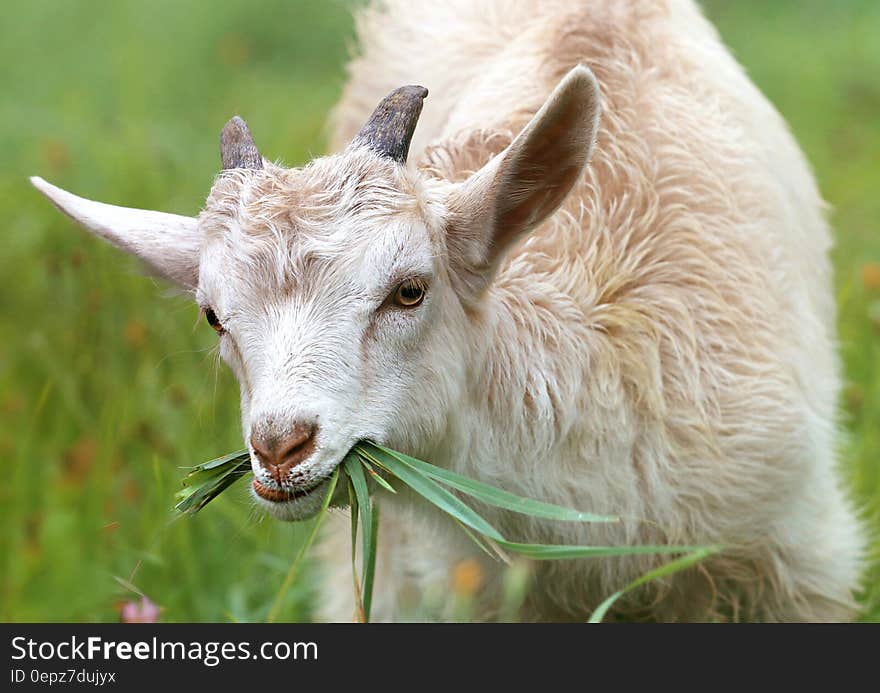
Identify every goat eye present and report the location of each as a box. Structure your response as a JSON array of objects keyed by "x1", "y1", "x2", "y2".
[
  {"x1": 205, "y1": 308, "x2": 224, "y2": 333},
  {"x1": 393, "y1": 280, "x2": 426, "y2": 308}
]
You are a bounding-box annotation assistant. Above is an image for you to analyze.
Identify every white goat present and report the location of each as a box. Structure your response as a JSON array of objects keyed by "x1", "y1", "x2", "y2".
[{"x1": 32, "y1": 0, "x2": 863, "y2": 621}]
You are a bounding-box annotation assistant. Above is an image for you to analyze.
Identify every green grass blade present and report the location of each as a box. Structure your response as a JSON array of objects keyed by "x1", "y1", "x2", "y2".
[
  {"x1": 364, "y1": 501, "x2": 379, "y2": 621},
  {"x1": 344, "y1": 455, "x2": 376, "y2": 622},
  {"x1": 344, "y1": 456, "x2": 372, "y2": 565},
  {"x1": 451, "y1": 517, "x2": 511, "y2": 563},
  {"x1": 189, "y1": 449, "x2": 250, "y2": 471},
  {"x1": 174, "y1": 451, "x2": 251, "y2": 514},
  {"x1": 497, "y1": 541, "x2": 712, "y2": 560},
  {"x1": 266, "y1": 469, "x2": 340, "y2": 623},
  {"x1": 361, "y1": 442, "x2": 617, "y2": 524},
  {"x1": 347, "y1": 477, "x2": 364, "y2": 623},
  {"x1": 355, "y1": 447, "x2": 504, "y2": 542},
  {"x1": 360, "y1": 458, "x2": 397, "y2": 494},
  {"x1": 588, "y1": 546, "x2": 721, "y2": 623}
]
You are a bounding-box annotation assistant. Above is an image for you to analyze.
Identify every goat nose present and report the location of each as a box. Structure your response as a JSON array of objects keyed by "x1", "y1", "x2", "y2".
[{"x1": 250, "y1": 422, "x2": 318, "y2": 482}]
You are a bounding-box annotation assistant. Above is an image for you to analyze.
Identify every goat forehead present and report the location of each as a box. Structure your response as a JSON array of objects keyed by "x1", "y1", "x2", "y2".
[
  {"x1": 199, "y1": 205, "x2": 436, "y2": 311},
  {"x1": 203, "y1": 150, "x2": 416, "y2": 233},
  {"x1": 198, "y1": 153, "x2": 438, "y2": 304},
  {"x1": 205, "y1": 156, "x2": 421, "y2": 243}
]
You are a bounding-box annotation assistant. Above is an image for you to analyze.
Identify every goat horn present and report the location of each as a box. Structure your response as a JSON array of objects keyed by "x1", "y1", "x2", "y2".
[
  {"x1": 350, "y1": 85, "x2": 428, "y2": 164},
  {"x1": 220, "y1": 116, "x2": 263, "y2": 170}
]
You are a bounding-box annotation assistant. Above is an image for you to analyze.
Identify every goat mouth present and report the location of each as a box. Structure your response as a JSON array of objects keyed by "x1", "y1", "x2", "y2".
[{"x1": 252, "y1": 478, "x2": 320, "y2": 503}]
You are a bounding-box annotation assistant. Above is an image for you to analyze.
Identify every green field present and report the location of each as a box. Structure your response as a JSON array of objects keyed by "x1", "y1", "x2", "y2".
[{"x1": 1, "y1": 1, "x2": 878, "y2": 622}]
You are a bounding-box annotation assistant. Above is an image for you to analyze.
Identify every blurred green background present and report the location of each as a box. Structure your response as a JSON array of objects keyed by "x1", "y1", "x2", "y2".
[{"x1": 1, "y1": 1, "x2": 877, "y2": 622}]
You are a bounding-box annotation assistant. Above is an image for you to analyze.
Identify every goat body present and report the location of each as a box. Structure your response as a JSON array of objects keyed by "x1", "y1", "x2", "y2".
[{"x1": 319, "y1": 0, "x2": 862, "y2": 621}]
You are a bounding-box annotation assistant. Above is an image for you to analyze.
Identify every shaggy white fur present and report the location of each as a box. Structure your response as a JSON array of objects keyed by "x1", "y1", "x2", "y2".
[{"x1": 32, "y1": 0, "x2": 863, "y2": 621}]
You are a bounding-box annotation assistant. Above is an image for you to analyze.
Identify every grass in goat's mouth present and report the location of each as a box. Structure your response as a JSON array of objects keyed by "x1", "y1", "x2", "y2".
[{"x1": 176, "y1": 442, "x2": 720, "y2": 622}]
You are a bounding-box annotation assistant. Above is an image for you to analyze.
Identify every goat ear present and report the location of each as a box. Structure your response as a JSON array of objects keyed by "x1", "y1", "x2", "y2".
[
  {"x1": 445, "y1": 65, "x2": 601, "y2": 298},
  {"x1": 30, "y1": 176, "x2": 201, "y2": 290}
]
